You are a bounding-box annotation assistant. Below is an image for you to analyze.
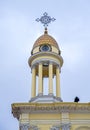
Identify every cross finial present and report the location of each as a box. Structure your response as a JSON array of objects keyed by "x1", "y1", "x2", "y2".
[{"x1": 36, "y1": 12, "x2": 56, "y2": 28}]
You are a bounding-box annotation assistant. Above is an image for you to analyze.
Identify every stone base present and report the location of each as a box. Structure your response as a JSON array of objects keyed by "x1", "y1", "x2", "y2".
[{"x1": 29, "y1": 95, "x2": 63, "y2": 103}]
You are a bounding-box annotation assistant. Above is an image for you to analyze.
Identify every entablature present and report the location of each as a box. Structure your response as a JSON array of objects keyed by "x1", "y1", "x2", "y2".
[{"x1": 12, "y1": 102, "x2": 90, "y2": 120}]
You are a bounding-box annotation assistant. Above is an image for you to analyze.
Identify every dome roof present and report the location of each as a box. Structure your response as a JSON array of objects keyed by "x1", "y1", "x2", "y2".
[{"x1": 33, "y1": 29, "x2": 59, "y2": 50}]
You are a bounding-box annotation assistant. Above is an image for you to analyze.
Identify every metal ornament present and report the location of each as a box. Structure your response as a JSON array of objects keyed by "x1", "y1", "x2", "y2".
[{"x1": 36, "y1": 12, "x2": 56, "y2": 27}]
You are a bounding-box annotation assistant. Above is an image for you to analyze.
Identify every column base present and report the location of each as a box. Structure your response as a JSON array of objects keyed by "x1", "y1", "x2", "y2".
[
  {"x1": 48, "y1": 93, "x2": 53, "y2": 96},
  {"x1": 38, "y1": 93, "x2": 43, "y2": 96},
  {"x1": 29, "y1": 95, "x2": 63, "y2": 103}
]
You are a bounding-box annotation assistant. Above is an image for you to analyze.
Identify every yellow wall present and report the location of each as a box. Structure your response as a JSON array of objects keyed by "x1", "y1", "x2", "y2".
[
  {"x1": 52, "y1": 46, "x2": 58, "y2": 54},
  {"x1": 29, "y1": 113, "x2": 61, "y2": 120},
  {"x1": 32, "y1": 46, "x2": 59, "y2": 55},
  {"x1": 19, "y1": 112, "x2": 90, "y2": 130},
  {"x1": 70, "y1": 113, "x2": 90, "y2": 120},
  {"x1": 33, "y1": 47, "x2": 39, "y2": 54}
]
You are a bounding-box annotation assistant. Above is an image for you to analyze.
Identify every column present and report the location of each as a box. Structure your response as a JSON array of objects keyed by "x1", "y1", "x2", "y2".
[
  {"x1": 38, "y1": 63, "x2": 43, "y2": 95},
  {"x1": 56, "y1": 66, "x2": 60, "y2": 97},
  {"x1": 31, "y1": 66, "x2": 36, "y2": 98},
  {"x1": 49, "y1": 63, "x2": 53, "y2": 94}
]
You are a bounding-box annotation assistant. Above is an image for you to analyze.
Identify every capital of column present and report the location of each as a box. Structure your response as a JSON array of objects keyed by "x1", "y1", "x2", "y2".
[
  {"x1": 31, "y1": 64, "x2": 36, "y2": 73},
  {"x1": 51, "y1": 123, "x2": 71, "y2": 130},
  {"x1": 61, "y1": 123, "x2": 71, "y2": 130},
  {"x1": 56, "y1": 64, "x2": 61, "y2": 73},
  {"x1": 20, "y1": 123, "x2": 30, "y2": 130},
  {"x1": 20, "y1": 123, "x2": 38, "y2": 130},
  {"x1": 51, "y1": 126, "x2": 59, "y2": 130},
  {"x1": 31, "y1": 61, "x2": 43, "y2": 69}
]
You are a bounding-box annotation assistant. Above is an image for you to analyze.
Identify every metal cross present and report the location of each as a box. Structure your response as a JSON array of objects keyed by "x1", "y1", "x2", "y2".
[{"x1": 36, "y1": 12, "x2": 56, "y2": 27}]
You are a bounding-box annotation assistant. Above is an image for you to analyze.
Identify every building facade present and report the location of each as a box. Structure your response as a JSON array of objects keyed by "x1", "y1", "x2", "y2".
[{"x1": 12, "y1": 14, "x2": 90, "y2": 130}]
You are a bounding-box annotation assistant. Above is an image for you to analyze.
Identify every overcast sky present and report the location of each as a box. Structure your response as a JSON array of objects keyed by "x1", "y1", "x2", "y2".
[{"x1": 0, "y1": 0, "x2": 90, "y2": 130}]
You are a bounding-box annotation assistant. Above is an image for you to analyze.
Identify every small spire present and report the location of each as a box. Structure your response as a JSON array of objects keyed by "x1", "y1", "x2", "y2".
[{"x1": 44, "y1": 27, "x2": 48, "y2": 34}]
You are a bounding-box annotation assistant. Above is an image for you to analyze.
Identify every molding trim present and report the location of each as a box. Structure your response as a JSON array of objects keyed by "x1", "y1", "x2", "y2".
[
  {"x1": 31, "y1": 59, "x2": 61, "y2": 70},
  {"x1": 12, "y1": 102, "x2": 90, "y2": 119},
  {"x1": 71, "y1": 119, "x2": 90, "y2": 124},
  {"x1": 30, "y1": 119, "x2": 61, "y2": 125},
  {"x1": 29, "y1": 95, "x2": 63, "y2": 103},
  {"x1": 28, "y1": 51, "x2": 63, "y2": 67},
  {"x1": 75, "y1": 126, "x2": 90, "y2": 130}
]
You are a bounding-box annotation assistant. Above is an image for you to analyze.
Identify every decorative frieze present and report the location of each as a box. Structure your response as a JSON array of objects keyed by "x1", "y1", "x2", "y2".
[{"x1": 12, "y1": 102, "x2": 90, "y2": 119}]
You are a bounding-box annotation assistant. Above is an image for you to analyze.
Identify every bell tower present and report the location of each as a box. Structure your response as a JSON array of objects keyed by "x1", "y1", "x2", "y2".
[
  {"x1": 28, "y1": 12, "x2": 63, "y2": 102},
  {"x1": 28, "y1": 26, "x2": 63, "y2": 102}
]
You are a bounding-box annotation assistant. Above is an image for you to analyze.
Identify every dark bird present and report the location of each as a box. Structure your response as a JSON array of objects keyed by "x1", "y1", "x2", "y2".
[{"x1": 74, "y1": 96, "x2": 80, "y2": 102}]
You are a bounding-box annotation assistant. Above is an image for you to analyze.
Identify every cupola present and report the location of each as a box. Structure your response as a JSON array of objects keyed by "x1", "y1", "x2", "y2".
[{"x1": 28, "y1": 13, "x2": 63, "y2": 103}]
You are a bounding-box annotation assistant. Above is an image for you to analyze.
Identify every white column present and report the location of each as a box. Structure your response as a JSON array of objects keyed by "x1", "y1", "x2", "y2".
[
  {"x1": 49, "y1": 63, "x2": 53, "y2": 94},
  {"x1": 38, "y1": 63, "x2": 43, "y2": 95},
  {"x1": 56, "y1": 66, "x2": 60, "y2": 97},
  {"x1": 31, "y1": 67, "x2": 36, "y2": 98}
]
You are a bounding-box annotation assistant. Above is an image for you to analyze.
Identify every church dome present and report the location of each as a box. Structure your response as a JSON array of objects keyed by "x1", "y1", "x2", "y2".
[{"x1": 32, "y1": 28, "x2": 59, "y2": 50}]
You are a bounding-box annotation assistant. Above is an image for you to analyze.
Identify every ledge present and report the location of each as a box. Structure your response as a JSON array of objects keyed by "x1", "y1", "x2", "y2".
[
  {"x1": 12, "y1": 102, "x2": 90, "y2": 120},
  {"x1": 29, "y1": 95, "x2": 63, "y2": 103}
]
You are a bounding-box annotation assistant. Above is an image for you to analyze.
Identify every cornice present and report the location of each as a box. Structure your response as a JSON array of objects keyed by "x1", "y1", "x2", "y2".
[
  {"x1": 28, "y1": 52, "x2": 63, "y2": 67},
  {"x1": 31, "y1": 59, "x2": 61, "y2": 70},
  {"x1": 12, "y1": 102, "x2": 90, "y2": 120},
  {"x1": 30, "y1": 119, "x2": 90, "y2": 125}
]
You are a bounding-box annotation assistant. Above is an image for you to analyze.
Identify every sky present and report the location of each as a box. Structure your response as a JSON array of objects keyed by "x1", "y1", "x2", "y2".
[{"x1": 0, "y1": 0, "x2": 90, "y2": 130}]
